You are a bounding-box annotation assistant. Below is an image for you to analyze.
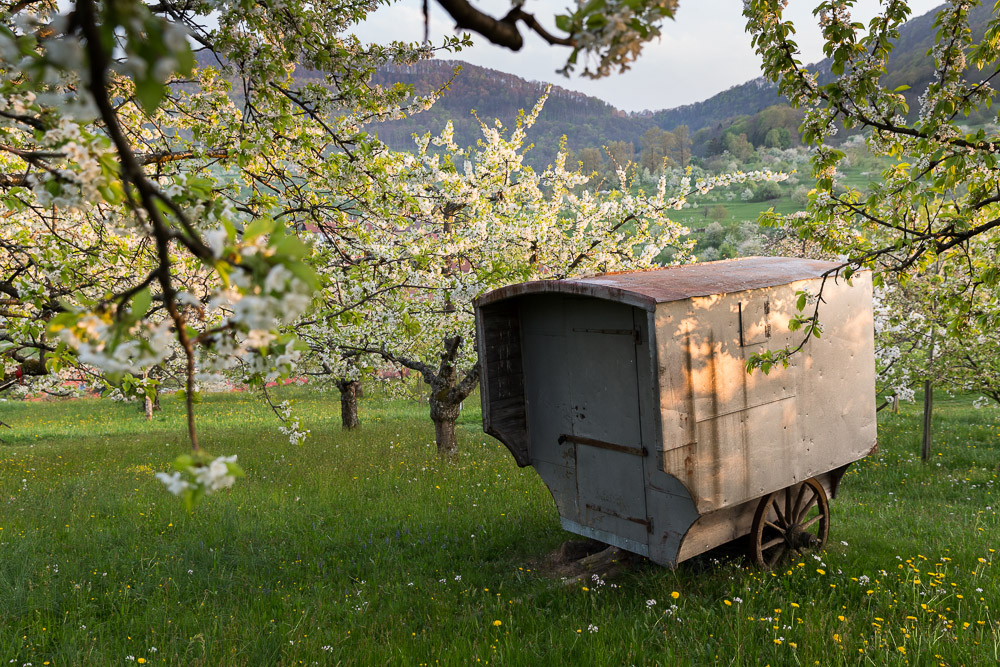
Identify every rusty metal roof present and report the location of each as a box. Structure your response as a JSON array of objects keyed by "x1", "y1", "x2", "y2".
[{"x1": 475, "y1": 257, "x2": 848, "y2": 311}]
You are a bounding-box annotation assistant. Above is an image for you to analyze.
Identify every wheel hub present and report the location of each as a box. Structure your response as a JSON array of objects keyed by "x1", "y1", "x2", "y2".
[{"x1": 786, "y1": 527, "x2": 819, "y2": 550}]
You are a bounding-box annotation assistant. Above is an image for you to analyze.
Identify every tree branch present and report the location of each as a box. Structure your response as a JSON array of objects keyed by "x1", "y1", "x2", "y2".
[{"x1": 433, "y1": 0, "x2": 525, "y2": 50}]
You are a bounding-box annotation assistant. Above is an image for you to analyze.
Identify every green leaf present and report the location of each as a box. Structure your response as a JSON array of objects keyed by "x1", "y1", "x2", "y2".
[
  {"x1": 47, "y1": 311, "x2": 79, "y2": 333},
  {"x1": 579, "y1": 0, "x2": 606, "y2": 16},
  {"x1": 285, "y1": 260, "x2": 319, "y2": 291},
  {"x1": 134, "y1": 75, "x2": 166, "y2": 114},
  {"x1": 242, "y1": 217, "x2": 275, "y2": 242},
  {"x1": 273, "y1": 234, "x2": 310, "y2": 260},
  {"x1": 172, "y1": 454, "x2": 195, "y2": 472},
  {"x1": 183, "y1": 486, "x2": 205, "y2": 513},
  {"x1": 586, "y1": 14, "x2": 608, "y2": 29},
  {"x1": 131, "y1": 287, "x2": 152, "y2": 319}
]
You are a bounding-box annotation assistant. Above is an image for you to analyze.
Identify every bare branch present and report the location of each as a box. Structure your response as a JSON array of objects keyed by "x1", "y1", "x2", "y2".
[{"x1": 433, "y1": 0, "x2": 525, "y2": 50}]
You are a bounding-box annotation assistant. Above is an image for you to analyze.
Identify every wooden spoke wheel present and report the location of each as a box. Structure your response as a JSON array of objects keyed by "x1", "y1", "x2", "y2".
[{"x1": 750, "y1": 478, "x2": 829, "y2": 570}]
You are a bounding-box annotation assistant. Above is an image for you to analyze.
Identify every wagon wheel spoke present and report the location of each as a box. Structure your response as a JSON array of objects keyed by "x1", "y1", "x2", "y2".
[
  {"x1": 793, "y1": 488, "x2": 819, "y2": 524},
  {"x1": 770, "y1": 498, "x2": 787, "y2": 527},
  {"x1": 764, "y1": 520, "x2": 786, "y2": 535},
  {"x1": 790, "y1": 484, "x2": 808, "y2": 523},
  {"x1": 761, "y1": 536, "x2": 785, "y2": 551},
  {"x1": 800, "y1": 512, "x2": 822, "y2": 531}
]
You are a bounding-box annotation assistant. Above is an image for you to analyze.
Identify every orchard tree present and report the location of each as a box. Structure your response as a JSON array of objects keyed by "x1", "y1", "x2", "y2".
[
  {"x1": 310, "y1": 94, "x2": 788, "y2": 456},
  {"x1": 1, "y1": 0, "x2": 462, "y2": 505},
  {"x1": 743, "y1": 0, "x2": 1000, "y2": 372}
]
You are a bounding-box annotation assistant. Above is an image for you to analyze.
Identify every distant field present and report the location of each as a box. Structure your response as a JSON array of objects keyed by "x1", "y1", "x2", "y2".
[
  {"x1": 1, "y1": 388, "x2": 997, "y2": 665},
  {"x1": 672, "y1": 158, "x2": 896, "y2": 258},
  {"x1": 674, "y1": 197, "x2": 805, "y2": 229}
]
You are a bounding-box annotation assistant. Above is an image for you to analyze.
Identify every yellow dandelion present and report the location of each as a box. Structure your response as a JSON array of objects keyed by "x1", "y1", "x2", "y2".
[
  {"x1": 671, "y1": 591, "x2": 680, "y2": 599},
  {"x1": 897, "y1": 647, "x2": 906, "y2": 655},
  {"x1": 724, "y1": 600, "x2": 732, "y2": 606},
  {"x1": 817, "y1": 568, "x2": 826, "y2": 575},
  {"x1": 492, "y1": 620, "x2": 502, "y2": 627}
]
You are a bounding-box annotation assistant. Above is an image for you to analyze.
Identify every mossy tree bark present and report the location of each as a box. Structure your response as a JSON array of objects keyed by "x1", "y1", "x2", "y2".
[
  {"x1": 336, "y1": 379, "x2": 361, "y2": 430},
  {"x1": 355, "y1": 335, "x2": 479, "y2": 458}
]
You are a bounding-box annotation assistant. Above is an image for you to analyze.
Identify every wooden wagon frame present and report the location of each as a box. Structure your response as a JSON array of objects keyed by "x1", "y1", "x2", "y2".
[{"x1": 474, "y1": 257, "x2": 877, "y2": 568}]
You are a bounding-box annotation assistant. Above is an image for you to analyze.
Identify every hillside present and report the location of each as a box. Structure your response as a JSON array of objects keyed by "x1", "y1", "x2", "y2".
[
  {"x1": 368, "y1": 60, "x2": 657, "y2": 164},
  {"x1": 372, "y1": 3, "x2": 997, "y2": 163},
  {"x1": 654, "y1": 3, "x2": 995, "y2": 134}
]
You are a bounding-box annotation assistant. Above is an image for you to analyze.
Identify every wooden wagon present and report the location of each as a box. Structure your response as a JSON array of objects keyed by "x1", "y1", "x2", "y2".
[{"x1": 474, "y1": 257, "x2": 877, "y2": 568}]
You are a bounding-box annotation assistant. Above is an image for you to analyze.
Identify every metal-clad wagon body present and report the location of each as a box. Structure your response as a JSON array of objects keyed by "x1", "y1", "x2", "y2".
[{"x1": 474, "y1": 257, "x2": 876, "y2": 567}]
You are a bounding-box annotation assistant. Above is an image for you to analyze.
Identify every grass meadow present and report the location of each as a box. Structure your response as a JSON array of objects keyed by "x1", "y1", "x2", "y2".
[{"x1": 0, "y1": 387, "x2": 997, "y2": 665}]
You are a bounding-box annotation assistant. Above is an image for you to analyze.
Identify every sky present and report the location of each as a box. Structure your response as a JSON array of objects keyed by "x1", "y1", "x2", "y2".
[{"x1": 352, "y1": 0, "x2": 943, "y2": 113}]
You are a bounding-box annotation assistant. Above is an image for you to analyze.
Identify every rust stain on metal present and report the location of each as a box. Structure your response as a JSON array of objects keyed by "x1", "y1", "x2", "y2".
[{"x1": 559, "y1": 433, "x2": 648, "y2": 457}]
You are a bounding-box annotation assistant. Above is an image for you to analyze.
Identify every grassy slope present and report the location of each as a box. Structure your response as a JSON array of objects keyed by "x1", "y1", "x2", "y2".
[{"x1": 0, "y1": 388, "x2": 997, "y2": 665}]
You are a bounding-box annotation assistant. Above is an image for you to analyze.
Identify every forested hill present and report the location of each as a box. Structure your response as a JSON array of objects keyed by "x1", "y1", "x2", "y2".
[
  {"x1": 193, "y1": 3, "x2": 993, "y2": 168},
  {"x1": 369, "y1": 60, "x2": 657, "y2": 162},
  {"x1": 653, "y1": 3, "x2": 996, "y2": 135},
  {"x1": 368, "y1": 3, "x2": 996, "y2": 165}
]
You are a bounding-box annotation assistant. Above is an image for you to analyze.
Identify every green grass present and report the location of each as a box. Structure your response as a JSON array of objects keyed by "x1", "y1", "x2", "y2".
[
  {"x1": 1, "y1": 388, "x2": 997, "y2": 665},
  {"x1": 674, "y1": 197, "x2": 805, "y2": 231}
]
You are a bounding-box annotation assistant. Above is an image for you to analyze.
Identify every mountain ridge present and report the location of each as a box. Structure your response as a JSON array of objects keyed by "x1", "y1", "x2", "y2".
[{"x1": 371, "y1": 2, "x2": 995, "y2": 163}]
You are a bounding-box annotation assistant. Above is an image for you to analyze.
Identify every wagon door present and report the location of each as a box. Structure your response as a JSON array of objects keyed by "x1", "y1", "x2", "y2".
[
  {"x1": 520, "y1": 295, "x2": 650, "y2": 555},
  {"x1": 563, "y1": 301, "x2": 649, "y2": 553}
]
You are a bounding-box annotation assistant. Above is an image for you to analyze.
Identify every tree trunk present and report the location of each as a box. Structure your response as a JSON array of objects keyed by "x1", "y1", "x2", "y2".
[
  {"x1": 430, "y1": 394, "x2": 460, "y2": 458},
  {"x1": 369, "y1": 335, "x2": 479, "y2": 459},
  {"x1": 144, "y1": 395, "x2": 154, "y2": 421},
  {"x1": 922, "y1": 323, "x2": 937, "y2": 462},
  {"x1": 337, "y1": 379, "x2": 361, "y2": 430},
  {"x1": 921, "y1": 379, "x2": 933, "y2": 462}
]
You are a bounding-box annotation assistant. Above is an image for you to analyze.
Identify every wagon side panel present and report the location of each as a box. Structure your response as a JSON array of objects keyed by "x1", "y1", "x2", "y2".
[
  {"x1": 791, "y1": 272, "x2": 877, "y2": 484},
  {"x1": 657, "y1": 274, "x2": 876, "y2": 516}
]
